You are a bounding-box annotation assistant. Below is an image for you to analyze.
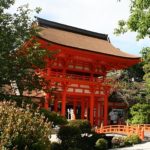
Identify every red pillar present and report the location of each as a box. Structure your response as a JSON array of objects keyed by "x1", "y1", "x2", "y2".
[
  {"x1": 81, "y1": 99, "x2": 85, "y2": 119},
  {"x1": 44, "y1": 59, "x2": 51, "y2": 110},
  {"x1": 54, "y1": 99, "x2": 58, "y2": 112},
  {"x1": 95, "y1": 99, "x2": 98, "y2": 126},
  {"x1": 90, "y1": 92, "x2": 95, "y2": 126},
  {"x1": 61, "y1": 85, "x2": 67, "y2": 116},
  {"x1": 84, "y1": 101, "x2": 88, "y2": 119},
  {"x1": 47, "y1": 67, "x2": 51, "y2": 76},
  {"x1": 44, "y1": 93, "x2": 50, "y2": 110},
  {"x1": 73, "y1": 99, "x2": 77, "y2": 118},
  {"x1": 104, "y1": 90, "x2": 108, "y2": 126}
]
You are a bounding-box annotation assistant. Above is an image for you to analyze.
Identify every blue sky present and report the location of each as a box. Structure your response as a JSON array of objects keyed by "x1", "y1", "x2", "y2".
[{"x1": 9, "y1": 0, "x2": 150, "y2": 56}]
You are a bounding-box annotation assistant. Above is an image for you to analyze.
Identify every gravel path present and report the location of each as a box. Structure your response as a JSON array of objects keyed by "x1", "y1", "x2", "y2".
[
  {"x1": 109, "y1": 131, "x2": 150, "y2": 150},
  {"x1": 110, "y1": 141, "x2": 150, "y2": 150}
]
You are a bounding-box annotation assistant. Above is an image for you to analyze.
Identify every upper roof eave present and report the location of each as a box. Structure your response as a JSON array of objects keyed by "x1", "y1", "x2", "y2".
[
  {"x1": 36, "y1": 17, "x2": 109, "y2": 41},
  {"x1": 38, "y1": 36, "x2": 140, "y2": 61},
  {"x1": 36, "y1": 17, "x2": 141, "y2": 60}
]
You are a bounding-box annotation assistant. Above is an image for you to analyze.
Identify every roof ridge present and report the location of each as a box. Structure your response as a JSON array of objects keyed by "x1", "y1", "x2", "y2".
[{"x1": 36, "y1": 17, "x2": 109, "y2": 41}]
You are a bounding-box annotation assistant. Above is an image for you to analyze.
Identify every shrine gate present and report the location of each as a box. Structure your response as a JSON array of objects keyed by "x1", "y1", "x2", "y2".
[{"x1": 35, "y1": 18, "x2": 140, "y2": 126}]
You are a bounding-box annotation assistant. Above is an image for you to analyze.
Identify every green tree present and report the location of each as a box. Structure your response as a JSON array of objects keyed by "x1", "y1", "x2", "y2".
[
  {"x1": 141, "y1": 47, "x2": 150, "y2": 102},
  {"x1": 109, "y1": 63, "x2": 145, "y2": 106},
  {"x1": 125, "y1": 47, "x2": 150, "y2": 124},
  {"x1": 128, "y1": 103, "x2": 150, "y2": 124},
  {"x1": 110, "y1": 80, "x2": 146, "y2": 106},
  {"x1": 0, "y1": 0, "x2": 53, "y2": 100},
  {"x1": 115, "y1": 0, "x2": 150, "y2": 40},
  {"x1": 114, "y1": 0, "x2": 150, "y2": 123}
]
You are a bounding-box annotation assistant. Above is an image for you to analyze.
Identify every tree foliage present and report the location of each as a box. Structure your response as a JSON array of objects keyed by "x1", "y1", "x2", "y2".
[
  {"x1": 109, "y1": 63, "x2": 145, "y2": 106},
  {"x1": 115, "y1": 0, "x2": 150, "y2": 40},
  {"x1": 141, "y1": 47, "x2": 150, "y2": 101},
  {"x1": 128, "y1": 103, "x2": 150, "y2": 124},
  {"x1": 110, "y1": 80, "x2": 146, "y2": 106},
  {"x1": 113, "y1": 49, "x2": 150, "y2": 123},
  {"x1": 114, "y1": 0, "x2": 150, "y2": 124},
  {"x1": 0, "y1": 0, "x2": 54, "y2": 100}
]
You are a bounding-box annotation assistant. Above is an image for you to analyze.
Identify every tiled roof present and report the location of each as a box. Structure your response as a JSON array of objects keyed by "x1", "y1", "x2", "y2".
[{"x1": 37, "y1": 17, "x2": 140, "y2": 59}]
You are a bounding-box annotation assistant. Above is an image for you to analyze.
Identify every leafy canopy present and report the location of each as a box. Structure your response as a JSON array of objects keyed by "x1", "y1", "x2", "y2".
[
  {"x1": 128, "y1": 103, "x2": 150, "y2": 124},
  {"x1": 0, "y1": 0, "x2": 54, "y2": 99},
  {"x1": 114, "y1": 0, "x2": 150, "y2": 124},
  {"x1": 141, "y1": 47, "x2": 150, "y2": 101},
  {"x1": 114, "y1": 0, "x2": 150, "y2": 40}
]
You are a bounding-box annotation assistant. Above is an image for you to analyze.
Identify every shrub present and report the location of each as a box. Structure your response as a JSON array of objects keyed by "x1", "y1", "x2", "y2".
[
  {"x1": 0, "y1": 101, "x2": 51, "y2": 150},
  {"x1": 124, "y1": 136, "x2": 133, "y2": 146},
  {"x1": 104, "y1": 136, "x2": 113, "y2": 149},
  {"x1": 95, "y1": 138, "x2": 108, "y2": 150},
  {"x1": 68, "y1": 119, "x2": 91, "y2": 133},
  {"x1": 57, "y1": 125, "x2": 81, "y2": 149},
  {"x1": 78, "y1": 136, "x2": 93, "y2": 150},
  {"x1": 111, "y1": 136, "x2": 125, "y2": 148},
  {"x1": 130, "y1": 134, "x2": 141, "y2": 144},
  {"x1": 40, "y1": 108, "x2": 68, "y2": 126},
  {"x1": 124, "y1": 134, "x2": 141, "y2": 146},
  {"x1": 51, "y1": 142, "x2": 62, "y2": 150},
  {"x1": 68, "y1": 148, "x2": 82, "y2": 150},
  {"x1": 87, "y1": 133, "x2": 105, "y2": 148},
  {"x1": 75, "y1": 133, "x2": 105, "y2": 150}
]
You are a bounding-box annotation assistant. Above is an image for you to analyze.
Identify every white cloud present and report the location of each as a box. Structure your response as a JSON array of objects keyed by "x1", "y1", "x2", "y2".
[
  {"x1": 8, "y1": 0, "x2": 131, "y2": 33},
  {"x1": 8, "y1": 0, "x2": 150, "y2": 55}
]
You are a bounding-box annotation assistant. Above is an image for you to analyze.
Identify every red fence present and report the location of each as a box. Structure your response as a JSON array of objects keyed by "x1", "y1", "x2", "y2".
[{"x1": 95, "y1": 124, "x2": 150, "y2": 140}]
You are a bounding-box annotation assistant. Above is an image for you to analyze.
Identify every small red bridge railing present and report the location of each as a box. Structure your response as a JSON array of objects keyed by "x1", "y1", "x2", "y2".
[
  {"x1": 95, "y1": 124, "x2": 150, "y2": 141},
  {"x1": 137, "y1": 124, "x2": 150, "y2": 131}
]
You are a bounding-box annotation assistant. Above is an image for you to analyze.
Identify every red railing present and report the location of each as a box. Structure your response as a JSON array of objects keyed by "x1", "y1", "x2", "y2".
[
  {"x1": 95, "y1": 124, "x2": 150, "y2": 141},
  {"x1": 137, "y1": 124, "x2": 150, "y2": 131},
  {"x1": 48, "y1": 71, "x2": 113, "y2": 83}
]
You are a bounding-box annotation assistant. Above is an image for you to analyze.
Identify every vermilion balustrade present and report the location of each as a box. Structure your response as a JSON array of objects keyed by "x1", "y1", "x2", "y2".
[{"x1": 95, "y1": 124, "x2": 150, "y2": 141}]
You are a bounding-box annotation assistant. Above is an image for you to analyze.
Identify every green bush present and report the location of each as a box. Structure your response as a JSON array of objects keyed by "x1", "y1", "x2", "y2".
[
  {"x1": 95, "y1": 138, "x2": 108, "y2": 150},
  {"x1": 130, "y1": 134, "x2": 141, "y2": 144},
  {"x1": 88, "y1": 133, "x2": 105, "y2": 148},
  {"x1": 124, "y1": 136, "x2": 133, "y2": 146},
  {"x1": 40, "y1": 108, "x2": 68, "y2": 126},
  {"x1": 68, "y1": 148, "x2": 82, "y2": 150},
  {"x1": 74, "y1": 133, "x2": 105, "y2": 150},
  {"x1": 68, "y1": 119, "x2": 91, "y2": 133},
  {"x1": 57, "y1": 125, "x2": 81, "y2": 149},
  {"x1": 77, "y1": 136, "x2": 92, "y2": 150},
  {"x1": 124, "y1": 134, "x2": 141, "y2": 146},
  {"x1": 0, "y1": 101, "x2": 51, "y2": 150},
  {"x1": 111, "y1": 136, "x2": 125, "y2": 148},
  {"x1": 51, "y1": 142, "x2": 62, "y2": 150}
]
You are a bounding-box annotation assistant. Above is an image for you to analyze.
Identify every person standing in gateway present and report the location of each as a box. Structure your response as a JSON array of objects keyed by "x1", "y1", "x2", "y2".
[{"x1": 109, "y1": 110, "x2": 118, "y2": 125}]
